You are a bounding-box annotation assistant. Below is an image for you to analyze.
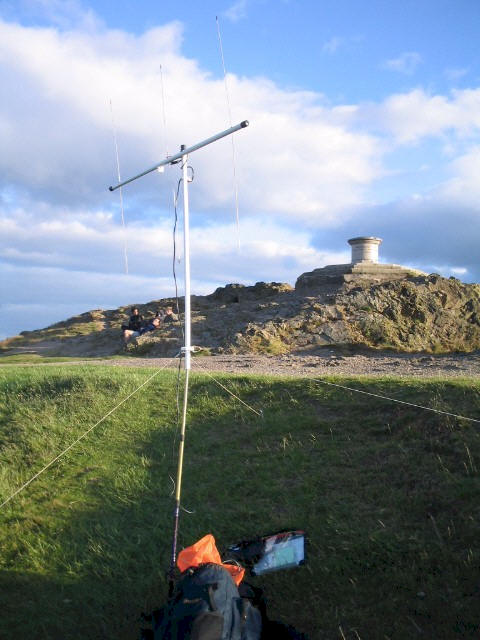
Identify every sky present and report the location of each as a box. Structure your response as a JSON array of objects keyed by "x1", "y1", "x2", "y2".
[{"x1": 1, "y1": 0, "x2": 480, "y2": 339}]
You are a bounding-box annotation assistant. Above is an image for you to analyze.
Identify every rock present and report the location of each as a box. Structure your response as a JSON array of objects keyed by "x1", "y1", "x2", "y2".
[{"x1": 208, "y1": 281, "x2": 293, "y2": 303}]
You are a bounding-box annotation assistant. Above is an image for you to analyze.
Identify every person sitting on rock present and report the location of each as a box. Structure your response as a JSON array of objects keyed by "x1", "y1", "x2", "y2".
[
  {"x1": 162, "y1": 306, "x2": 178, "y2": 323},
  {"x1": 121, "y1": 307, "x2": 144, "y2": 332},
  {"x1": 123, "y1": 316, "x2": 161, "y2": 347}
]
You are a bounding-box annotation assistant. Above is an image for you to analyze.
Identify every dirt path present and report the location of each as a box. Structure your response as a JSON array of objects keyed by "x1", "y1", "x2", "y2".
[{"x1": 6, "y1": 351, "x2": 480, "y2": 378}]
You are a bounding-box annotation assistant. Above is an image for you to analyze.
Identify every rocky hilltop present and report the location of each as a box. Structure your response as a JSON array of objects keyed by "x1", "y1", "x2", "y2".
[{"x1": 2, "y1": 270, "x2": 480, "y2": 358}]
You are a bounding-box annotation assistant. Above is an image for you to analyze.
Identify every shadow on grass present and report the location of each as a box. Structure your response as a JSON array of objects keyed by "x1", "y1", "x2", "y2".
[{"x1": 2, "y1": 375, "x2": 480, "y2": 639}]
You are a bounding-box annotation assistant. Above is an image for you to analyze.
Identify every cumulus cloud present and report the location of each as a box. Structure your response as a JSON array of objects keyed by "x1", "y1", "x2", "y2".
[
  {"x1": 439, "y1": 146, "x2": 480, "y2": 205},
  {"x1": 223, "y1": 0, "x2": 248, "y2": 22},
  {"x1": 0, "y1": 17, "x2": 381, "y2": 223},
  {"x1": 350, "y1": 88, "x2": 480, "y2": 144},
  {"x1": 308, "y1": 126, "x2": 480, "y2": 284},
  {"x1": 322, "y1": 35, "x2": 362, "y2": 55},
  {"x1": 313, "y1": 181, "x2": 480, "y2": 285},
  {"x1": 2, "y1": 0, "x2": 100, "y2": 30},
  {"x1": 0, "y1": 198, "x2": 345, "y2": 283},
  {"x1": 445, "y1": 67, "x2": 468, "y2": 83},
  {"x1": 0, "y1": 262, "x2": 177, "y2": 339},
  {"x1": 383, "y1": 51, "x2": 422, "y2": 75},
  {"x1": 0, "y1": 210, "x2": 347, "y2": 338}
]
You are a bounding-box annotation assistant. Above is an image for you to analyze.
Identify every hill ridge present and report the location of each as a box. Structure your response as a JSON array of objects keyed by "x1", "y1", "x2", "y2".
[{"x1": 2, "y1": 272, "x2": 480, "y2": 357}]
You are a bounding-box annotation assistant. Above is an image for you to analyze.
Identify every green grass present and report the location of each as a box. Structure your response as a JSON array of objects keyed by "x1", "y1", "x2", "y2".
[
  {"x1": 0, "y1": 354, "x2": 77, "y2": 363},
  {"x1": 0, "y1": 354, "x2": 121, "y2": 364},
  {"x1": 1, "y1": 366, "x2": 480, "y2": 639}
]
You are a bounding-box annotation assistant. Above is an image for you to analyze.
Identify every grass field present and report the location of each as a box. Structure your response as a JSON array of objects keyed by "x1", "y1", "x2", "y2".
[
  {"x1": 0, "y1": 365, "x2": 479, "y2": 639},
  {"x1": 0, "y1": 354, "x2": 122, "y2": 364}
]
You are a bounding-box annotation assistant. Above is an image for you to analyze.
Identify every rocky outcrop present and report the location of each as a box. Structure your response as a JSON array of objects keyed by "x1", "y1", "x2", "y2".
[
  {"x1": 208, "y1": 281, "x2": 293, "y2": 303},
  {"x1": 2, "y1": 273, "x2": 480, "y2": 357},
  {"x1": 339, "y1": 275, "x2": 480, "y2": 352}
]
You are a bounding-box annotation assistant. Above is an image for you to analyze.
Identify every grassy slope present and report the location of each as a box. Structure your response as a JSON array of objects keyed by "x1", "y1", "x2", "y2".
[
  {"x1": 0, "y1": 366, "x2": 480, "y2": 639},
  {"x1": 0, "y1": 354, "x2": 120, "y2": 364}
]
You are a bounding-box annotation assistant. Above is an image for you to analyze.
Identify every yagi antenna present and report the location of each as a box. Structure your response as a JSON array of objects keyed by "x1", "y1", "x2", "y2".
[
  {"x1": 108, "y1": 119, "x2": 249, "y2": 594},
  {"x1": 109, "y1": 121, "x2": 248, "y2": 192}
]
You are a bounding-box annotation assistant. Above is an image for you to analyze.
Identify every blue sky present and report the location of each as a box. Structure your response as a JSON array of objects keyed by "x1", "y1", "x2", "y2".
[{"x1": 1, "y1": 0, "x2": 480, "y2": 339}]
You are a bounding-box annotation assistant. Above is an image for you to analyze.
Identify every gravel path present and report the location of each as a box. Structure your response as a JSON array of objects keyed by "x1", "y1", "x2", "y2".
[
  {"x1": 11, "y1": 350, "x2": 480, "y2": 378},
  {"x1": 189, "y1": 352, "x2": 480, "y2": 378}
]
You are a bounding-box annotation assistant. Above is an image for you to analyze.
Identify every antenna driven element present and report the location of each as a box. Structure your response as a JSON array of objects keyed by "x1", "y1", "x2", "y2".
[{"x1": 108, "y1": 120, "x2": 249, "y2": 191}]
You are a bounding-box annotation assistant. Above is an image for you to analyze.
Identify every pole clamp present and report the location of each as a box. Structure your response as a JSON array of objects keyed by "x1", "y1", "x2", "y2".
[{"x1": 181, "y1": 346, "x2": 195, "y2": 354}]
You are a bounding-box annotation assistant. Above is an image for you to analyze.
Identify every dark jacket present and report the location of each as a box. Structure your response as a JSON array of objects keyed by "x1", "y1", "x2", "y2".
[
  {"x1": 138, "y1": 322, "x2": 158, "y2": 336},
  {"x1": 128, "y1": 314, "x2": 144, "y2": 331}
]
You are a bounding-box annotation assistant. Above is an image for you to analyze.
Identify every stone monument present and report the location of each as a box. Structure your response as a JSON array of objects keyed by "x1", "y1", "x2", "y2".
[{"x1": 295, "y1": 236, "x2": 425, "y2": 295}]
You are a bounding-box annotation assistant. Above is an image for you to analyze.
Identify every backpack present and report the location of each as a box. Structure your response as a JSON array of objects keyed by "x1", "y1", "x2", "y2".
[{"x1": 142, "y1": 563, "x2": 262, "y2": 640}]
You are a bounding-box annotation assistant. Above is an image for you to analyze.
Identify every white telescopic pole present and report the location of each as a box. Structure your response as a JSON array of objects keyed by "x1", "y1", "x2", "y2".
[
  {"x1": 107, "y1": 122, "x2": 250, "y2": 592},
  {"x1": 182, "y1": 149, "x2": 191, "y2": 371},
  {"x1": 168, "y1": 147, "x2": 192, "y2": 591}
]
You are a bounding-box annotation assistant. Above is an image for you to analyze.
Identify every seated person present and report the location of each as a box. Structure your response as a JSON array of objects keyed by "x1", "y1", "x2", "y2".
[
  {"x1": 123, "y1": 316, "x2": 161, "y2": 346},
  {"x1": 121, "y1": 307, "x2": 144, "y2": 332},
  {"x1": 162, "y1": 305, "x2": 178, "y2": 323}
]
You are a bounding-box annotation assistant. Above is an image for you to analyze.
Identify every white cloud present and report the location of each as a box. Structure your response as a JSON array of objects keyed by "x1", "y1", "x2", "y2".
[
  {"x1": 0, "y1": 18, "x2": 382, "y2": 225},
  {"x1": 0, "y1": 206, "x2": 348, "y2": 337},
  {"x1": 352, "y1": 88, "x2": 480, "y2": 144},
  {"x1": 333, "y1": 183, "x2": 480, "y2": 285},
  {"x1": 439, "y1": 146, "x2": 480, "y2": 205},
  {"x1": 8, "y1": 0, "x2": 101, "y2": 30},
  {"x1": 223, "y1": 0, "x2": 248, "y2": 22},
  {"x1": 0, "y1": 262, "x2": 177, "y2": 338},
  {"x1": 445, "y1": 67, "x2": 468, "y2": 82},
  {"x1": 383, "y1": 51, "x2": 422, "y2": 75},
  {"x1": 322, "y1": 35, "x2": 364, "y2": 56},
  {"x1": 0, "y1": 198, "x2": 345, "y2": 281}
]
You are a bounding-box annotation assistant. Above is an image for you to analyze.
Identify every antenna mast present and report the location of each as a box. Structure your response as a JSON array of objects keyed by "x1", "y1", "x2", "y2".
[{"x1": 108, "y1": 119, "x2": 249, "y2": 591}]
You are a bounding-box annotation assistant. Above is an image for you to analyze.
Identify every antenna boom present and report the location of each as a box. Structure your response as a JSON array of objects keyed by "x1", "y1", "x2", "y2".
[{"x1": 108, "y1": 120, "x2": 249, "y2": 192}]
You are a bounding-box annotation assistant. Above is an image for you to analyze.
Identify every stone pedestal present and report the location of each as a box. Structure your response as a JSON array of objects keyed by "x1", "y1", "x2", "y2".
[
  {"x1": 295, "y1": 262, "x2": 426, "y2": 295},
  {"x1": 295, "y1": 236, "x2": 426, "y2": 295},
  {"x1": 348, "y1": 236, "x2": 382, "y2": 264}
]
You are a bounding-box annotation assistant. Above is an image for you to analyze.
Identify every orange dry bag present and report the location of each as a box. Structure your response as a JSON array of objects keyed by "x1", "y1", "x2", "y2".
[{"x1": 177, "y1": 533, "x2": 245, "y2": 586}]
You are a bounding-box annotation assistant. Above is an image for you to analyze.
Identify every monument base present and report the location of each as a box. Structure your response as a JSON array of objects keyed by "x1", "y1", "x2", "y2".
[{"x1": 295, "y1": 262, "x2": 427, "y2": 295}]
